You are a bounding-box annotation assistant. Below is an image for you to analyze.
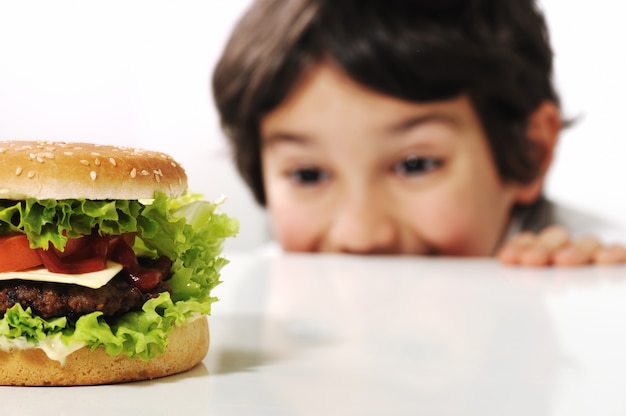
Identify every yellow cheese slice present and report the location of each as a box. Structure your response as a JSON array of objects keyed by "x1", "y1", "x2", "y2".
[{"x1": 0, "y1": 261, "x2": 123, "y2": 289}]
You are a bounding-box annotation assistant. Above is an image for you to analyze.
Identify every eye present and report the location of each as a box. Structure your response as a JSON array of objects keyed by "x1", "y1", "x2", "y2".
[
  {"x1": 394, "y1": 155, "x2": 441, "y2": 176},
  {"x1": 288, "y1": 167, "x2": 329, "y2": 185}
]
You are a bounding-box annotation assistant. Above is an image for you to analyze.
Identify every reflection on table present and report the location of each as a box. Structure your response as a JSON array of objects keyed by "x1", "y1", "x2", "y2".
[{"x1": 208, "y1": 254, "x2": 626, "y2": 415}]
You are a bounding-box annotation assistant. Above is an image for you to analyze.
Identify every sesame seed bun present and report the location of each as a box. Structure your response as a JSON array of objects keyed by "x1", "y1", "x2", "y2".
[
  {"x1": 0, "y1": 140, "x2": 187, "y2": 200},
  {"x1": 0, "y1": 317, "x2": 209, "y2": 386}
]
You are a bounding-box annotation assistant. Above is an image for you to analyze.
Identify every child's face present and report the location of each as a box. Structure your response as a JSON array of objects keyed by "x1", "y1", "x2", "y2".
[{"x1": 260, "y1": 63, "x2": 532, "y2": 256}]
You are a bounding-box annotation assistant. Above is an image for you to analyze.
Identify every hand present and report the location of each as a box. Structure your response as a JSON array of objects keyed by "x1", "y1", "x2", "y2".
[{"x1": 497, "y1": 225, "x2": 626, "y2": 267}]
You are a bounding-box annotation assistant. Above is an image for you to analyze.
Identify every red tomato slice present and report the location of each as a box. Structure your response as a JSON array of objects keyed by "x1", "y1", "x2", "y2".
[
  {"x1": 36, "y1": 248, "x2": 107, "y2": 274},
  {"x1": 37, "y1": 234, "x2": 111, "y2": 274},
  {"x1": 0, "y1": 234, "x2": 43, "y2": 273}
]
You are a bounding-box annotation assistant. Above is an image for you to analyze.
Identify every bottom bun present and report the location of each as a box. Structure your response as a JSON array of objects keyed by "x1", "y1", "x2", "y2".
[{"x1": 0, "y1": 317, "x2": 209, "y2": 386}]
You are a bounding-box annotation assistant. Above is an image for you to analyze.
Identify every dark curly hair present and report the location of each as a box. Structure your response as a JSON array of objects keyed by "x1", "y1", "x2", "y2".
[{"x1": 213, "y1": 0, "x2": 560, "y2": 205}]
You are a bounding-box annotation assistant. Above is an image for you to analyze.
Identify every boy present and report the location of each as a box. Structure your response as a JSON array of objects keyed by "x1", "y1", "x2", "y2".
[{"x1": 212, "y1": 0, "x2": 626, "y2": 266}]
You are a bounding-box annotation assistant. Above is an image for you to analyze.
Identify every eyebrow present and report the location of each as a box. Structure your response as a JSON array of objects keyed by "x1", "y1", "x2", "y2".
[
  {"x1": 261, "y1": 111, "x2": 462, "y2": 146},
  {"x1": 385, "y1": 112, "x2": 462, "y2": 135},
  {"x1": 262, "y1": 131, "x2": 311, "y2": 147}
]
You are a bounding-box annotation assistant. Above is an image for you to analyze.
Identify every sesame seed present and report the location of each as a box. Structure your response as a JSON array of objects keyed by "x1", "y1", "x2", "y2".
[
  {"x1": 27, "y1": 171, "x2": 35, "y2": 179},
  {"x1": 80, "y1": 160, "x2": 90, "y2": 166},
  {"x1": 141, "y1": 169, "x2": 149, "y2": 176},
  {"x1": 15, "y1": 167, "x2": 22, "y2": 176},
  {"x1": 170, "y1": 162, "x2": 177, "y2": 168},
  {"x1": 94, "y1": 158, "x2": 101, "y2": 166},
  {"x1": 90, "y1": 171, "x2": 97, "y2": 181},
  {"x1": 64, "y1": 151, "x2": 74, "y2": 156},
  {"x1": 36, "y1": 156, "x2": 45, "y2": 163},
  {"x1": 44, "y1": 152, "x2": 54, "y2": 159},
  {"x1": 109, "y1": 157, "x2": 117, "y2": 166},
  {"x1": 130, "y1": 168, "x2": 137, "y2": 178}
]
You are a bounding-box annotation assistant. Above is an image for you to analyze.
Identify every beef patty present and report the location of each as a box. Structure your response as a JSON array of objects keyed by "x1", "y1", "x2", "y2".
[{"x1": 0, "y1": 274, "x2": 171, "y2": 321}]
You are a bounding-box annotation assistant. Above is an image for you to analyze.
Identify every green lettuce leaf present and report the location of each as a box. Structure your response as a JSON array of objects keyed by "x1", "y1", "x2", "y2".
[
  {"x1": 0, "y1": 198, "x2": 143, "y2": 250},
  {"x1": 0, "y1": 193, "x2": 239, "y2": 361}
]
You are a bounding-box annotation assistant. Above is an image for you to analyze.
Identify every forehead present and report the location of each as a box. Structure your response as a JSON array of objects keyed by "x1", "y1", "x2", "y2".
[{"x1": 260, "y1": 63, "x2": 481, "y2": 143}]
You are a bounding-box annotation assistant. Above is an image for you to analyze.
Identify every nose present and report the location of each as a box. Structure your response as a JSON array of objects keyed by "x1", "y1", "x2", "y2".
[{"x1": 324, "y1": 190, "x2": 399, "y2": 254}]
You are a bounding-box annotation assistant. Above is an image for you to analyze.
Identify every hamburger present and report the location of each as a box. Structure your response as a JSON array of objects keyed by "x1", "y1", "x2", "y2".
[{"x1": 0, "y1": 140, "x2": 238, "y2": 386}]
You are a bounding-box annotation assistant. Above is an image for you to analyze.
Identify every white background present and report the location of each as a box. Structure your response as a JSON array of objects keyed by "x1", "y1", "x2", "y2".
[{"x1": 0, "y1": 0, "x2": 623, "y2": 251}]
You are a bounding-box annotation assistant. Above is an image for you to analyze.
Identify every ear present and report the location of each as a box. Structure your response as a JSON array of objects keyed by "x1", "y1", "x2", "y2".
[{"x1": 514, "y1": 101, "x2": 562, "y2": 205}]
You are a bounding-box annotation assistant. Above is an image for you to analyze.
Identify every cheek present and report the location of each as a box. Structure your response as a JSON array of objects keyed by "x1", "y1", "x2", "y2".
[
  {"x1": 267, "y1": 200, "x2": 321, "y2": 252},
  {"x1": 416, "y1": 206, "x2": 480, "y2": 254},
  {"x1": 406, "y1": 187, "x2": 508, "y2": 256}
]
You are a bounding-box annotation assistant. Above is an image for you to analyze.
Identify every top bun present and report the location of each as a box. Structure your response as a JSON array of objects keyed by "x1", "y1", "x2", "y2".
[{"x1": 0, "y1": 141, "x2": 188, "y2": 200}]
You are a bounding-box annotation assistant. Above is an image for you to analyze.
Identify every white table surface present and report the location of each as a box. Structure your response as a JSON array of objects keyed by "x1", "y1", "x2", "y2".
[{"x1": 3, "y1": 252, "x2": 626, "y2": 415}]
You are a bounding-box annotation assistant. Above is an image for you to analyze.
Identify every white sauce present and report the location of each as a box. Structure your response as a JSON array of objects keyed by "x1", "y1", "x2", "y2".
[{"x1": 0, "y1": 334, "x2": 85, "y2": 365}]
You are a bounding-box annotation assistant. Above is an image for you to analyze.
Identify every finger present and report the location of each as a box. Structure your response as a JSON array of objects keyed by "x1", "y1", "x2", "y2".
[
  {"x1": 518, "y1": 245, "x2": 551, "y2": 267},
  {"x1": 552, "y1": 245, "x2": 592, "y2": 266},
  {"x1": 552, "y1": 236, "x2": 601, "y2": 266},
  {"x1": 508, "y1": 231, "x2": 538, "y2": 247},
  {"x1": 497, "y1": 244, "x2": 523, "y2": 264},
  {"x1": 497, "y1": 232, "x2": 537, "y2": 264},
  {"x1": 573, "y1": 235, "x2": 602, "y2": 257},
  {"x1": 593, "y1": 244, "x2": 626, "y2": 264},
  {"x1": 537, "y1": 225, "x2": 570, "y2": 251}
]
